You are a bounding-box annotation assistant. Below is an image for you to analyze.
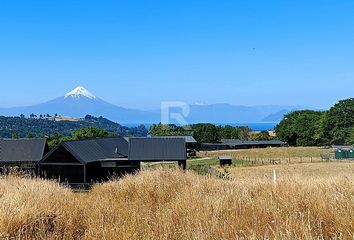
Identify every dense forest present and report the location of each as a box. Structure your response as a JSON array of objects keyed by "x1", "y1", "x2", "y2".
[
  {"x1": 0, "y1": 115, "x2": 148, "y2": 139},
  {"x1": 275, "y1": 98, "x2": 354, "y2": 146}
]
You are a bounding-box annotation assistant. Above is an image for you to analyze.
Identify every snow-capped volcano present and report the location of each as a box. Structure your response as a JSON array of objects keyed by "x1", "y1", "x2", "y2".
[
  {"x1": 0, "y1": 86, "x2": 159, "y2": 123},
  {"x1": 64, "y1": 86, "x2": 96, "y2": 99}
]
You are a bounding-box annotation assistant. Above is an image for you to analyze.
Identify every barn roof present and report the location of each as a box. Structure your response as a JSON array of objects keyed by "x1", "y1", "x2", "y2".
[
  {"x1": 151, "y1": 136, "x2": 197, "y2": 144},
  {"x1": 128, "y1": 137, "x2": 186, "y2": 161},
  {"x1": 0, "y1": 138, "x2": 47, "y2": 162},
  {"x1": 42, "y1": 137, "x2": 129, "y2": 164},
  {"x1": 218, "y1": 155, "x2": 232, "y2": 160}
]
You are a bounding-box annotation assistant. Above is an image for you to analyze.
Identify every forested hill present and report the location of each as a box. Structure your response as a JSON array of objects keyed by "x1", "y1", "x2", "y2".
[{"x1": 0, "y1": 115, "x2": 148, "y2": 138}]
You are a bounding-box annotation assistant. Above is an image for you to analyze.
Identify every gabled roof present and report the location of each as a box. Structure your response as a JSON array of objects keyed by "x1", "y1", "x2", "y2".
[
  {"x1": 152, "y1": 136, "x2": 197, "y2": 144},
  {"x1": 42, "y1": 137, "x2": 128, "y2": 164},
  {"x1": 0, "y1": 138, "x2": 47, "y2": 162},
  {"x1": 129, "y1": 137, "x2": 186, "y2": 161}
]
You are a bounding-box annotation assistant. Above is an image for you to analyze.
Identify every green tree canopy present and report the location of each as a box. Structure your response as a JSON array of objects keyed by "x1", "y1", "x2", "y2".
[
  {"x1": 324, "y1": 98, "x2": 354, "y2": 145},
  {"x1": 275, "y1": 110, "x2": 325, "y2": 146},
  {"x1": 72, "y1": 126, "x2": 111, "y2": 140}
]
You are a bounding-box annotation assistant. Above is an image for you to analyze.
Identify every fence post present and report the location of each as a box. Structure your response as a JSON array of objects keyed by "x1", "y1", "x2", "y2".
[{"x1": 272, "y1": 169, "x2": 277, "y2": 185}]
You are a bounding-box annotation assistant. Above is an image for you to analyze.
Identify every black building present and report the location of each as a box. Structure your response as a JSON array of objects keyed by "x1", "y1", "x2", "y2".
[
  {"x1": 151, "y1": 136, "x2": 197, "y2": 157},
  {"x1": 200, "y1": 143, "x2": 229, "y2": 151},
  {"x1": 219, "y1": 155, "x2": 232, "y2": 166},
  {"x1": 221, "y1": 140, "x2": 285, "y2": 149},
  {"x1": 0, "y1": 138, "x2": 48, "y2": 174},
  {"x1": 128, "y1": 137, "x2": 187, "y2": 169},
  {"x1": 38, "y1": 137, "x2": 138, "y2": 186}
]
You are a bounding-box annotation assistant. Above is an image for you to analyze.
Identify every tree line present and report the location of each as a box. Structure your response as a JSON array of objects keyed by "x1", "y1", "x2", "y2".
[
  {"x1": 275, "y1": 98, "x2": 353, "y2": 146},
  {"x1": 149, "y1": 123, "x2": 274, "y2": 143}
]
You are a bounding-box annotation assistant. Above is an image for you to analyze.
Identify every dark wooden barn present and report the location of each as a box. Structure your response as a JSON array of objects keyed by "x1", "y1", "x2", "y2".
[
  {"x1": 201, "y1": 140, "x2": 285, "y2": 150},
  {"x1": 0, "y1": 138, "x2": 48, "y2": 174},
  {"x1": 221, "y1": 139, "x2": 285, "y2": 149},
  {"x1": 200, "y1": 143, "x2": 229, "y2": 151},
  {"x1": 38, "y1": 137, "x2": 139, "y2": 186},
  {"x1": 128, "y1": 137, "x2": 187, "y2": 169},
  {"x1": 151, "y1": 136, "x2": 197, "y2": 157}
]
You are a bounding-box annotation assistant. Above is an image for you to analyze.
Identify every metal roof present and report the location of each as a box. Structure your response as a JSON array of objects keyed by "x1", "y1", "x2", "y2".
[
  {"x1": 332, "y1": 145, "x2": 354, "y2": 150},
  {"x1": 129, "y1": 137, "x2": 186, "y2": 161},
  {"x1": 218, "y1": 155, "x2": 232, "y2": 160},
  {"x1": 42, "y1": 137, "x2": 129, "y2": 164},
  {"x1": 0, "y1": 138, "x2": 47, "y2": 162},
  {"x1": 221, "y1": 139, "x2": 285, "y2": 147},
  {"x1": 152, "y1": 136, "x2": 197, "y2": 144}
]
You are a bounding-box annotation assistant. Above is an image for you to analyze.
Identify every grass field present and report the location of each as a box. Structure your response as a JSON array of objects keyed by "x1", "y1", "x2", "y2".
[
  {"x1": 0, "y1": 163, "x2": 353, "y2": 239},
  {"x1": 220, "y1": 161, "x2": 354, "y2": 181},
  {"x1": 199, "y1": 146, "x2": 333, "y2": 164}
]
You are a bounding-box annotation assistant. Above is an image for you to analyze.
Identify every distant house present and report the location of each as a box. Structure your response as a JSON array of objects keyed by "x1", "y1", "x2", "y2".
[
  {"x1": 0, "y1": 138, "x2": 48, "y2": 174},
  {"x1": 221, "y1": 139, "x2": 285, "y2": 149},
  {"x1": 200, "y1": 143, "x2": 229, "y2": 151},
  {"x1": 38, "y1": 137, "x2": 138, "y2": 186},
  {"x1": 128, "y1": 137, "x2": 187, "y2": 169},
  {"x1": 201, "y1": 140, "x2": 285, "y2": 150}
]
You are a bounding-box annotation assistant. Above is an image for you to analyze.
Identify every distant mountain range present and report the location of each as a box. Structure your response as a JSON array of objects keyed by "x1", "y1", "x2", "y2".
[{"x1": 0, "y1": 86, "x2": 306, "y2": 124}]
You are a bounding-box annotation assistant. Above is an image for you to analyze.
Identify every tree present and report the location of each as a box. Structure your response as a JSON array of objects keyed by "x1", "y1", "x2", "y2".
[
  {"x1": 149, "y1": 123, "x2": 174, "y2": 136},
  {"x1": 12, "y1": 133, "x2": 20, "y2": 139},
  {"x1": 47, "y1": 133, "x2": 71, "y2": 149},
  {"x1": 26, "y1": 132, "x2": 34, "y2": 138},
  {"x1": 250, "y1": 130, "x2": 273, "y2": 141},
  {"x1": 72, "y1": 126, "x2": 110, "y2": 140},
  {"x1": 275, "y1": 110, "x2": 324, "y2": 146},
  {"x1": 192, "y1": 124, "x2": 220, "y2": 143},
  {"x1": 324, "y1": 98, "x2": 354, "y2": 145}
]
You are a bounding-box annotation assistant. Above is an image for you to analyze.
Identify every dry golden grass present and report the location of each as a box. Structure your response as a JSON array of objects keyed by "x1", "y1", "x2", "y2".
[
  {"x1": 201, "y1": 146, "x2": 333, "y2": 163},
  {"x1": 0, "y1": 165, "x2": 353, "y2": 239},
  {"x1": 222, "y1": 161, "x2": 354, "y2": 182}
]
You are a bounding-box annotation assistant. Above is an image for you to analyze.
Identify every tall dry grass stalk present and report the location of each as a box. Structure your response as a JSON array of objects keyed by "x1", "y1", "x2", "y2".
[{"x1": 0, "y1": 168, "x2": 353, "y2": 239}]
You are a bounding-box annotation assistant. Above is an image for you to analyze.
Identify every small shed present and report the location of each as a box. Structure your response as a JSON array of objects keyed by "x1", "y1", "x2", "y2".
[
  {"x1": 0, "y1": 138, "x2": 48, "y2": 174},
  {"x1": 129, "y1": 137, "x2": 187, "y2": 169},
  {"x1": 38, "y1": 137, "x2": 138, "y2": 186},
  {"x1": 219, "y1": 155, "x2": 232, "y2": 166}
]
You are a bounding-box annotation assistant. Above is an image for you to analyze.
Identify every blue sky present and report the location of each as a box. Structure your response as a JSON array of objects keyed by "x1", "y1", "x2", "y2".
[{"x1": 0, "y1": 0, "x2": 353, "y2": 110}]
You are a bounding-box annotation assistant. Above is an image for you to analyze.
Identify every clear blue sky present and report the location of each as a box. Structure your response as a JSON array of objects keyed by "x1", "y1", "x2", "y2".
[{"x1": 0, "y1": 0, "x2": 353, "y2": 110}]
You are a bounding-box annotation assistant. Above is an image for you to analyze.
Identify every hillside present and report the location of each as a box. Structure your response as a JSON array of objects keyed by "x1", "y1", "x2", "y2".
[{"x1": 0, "y1": 115, "x2": 148, "y2": 138}]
